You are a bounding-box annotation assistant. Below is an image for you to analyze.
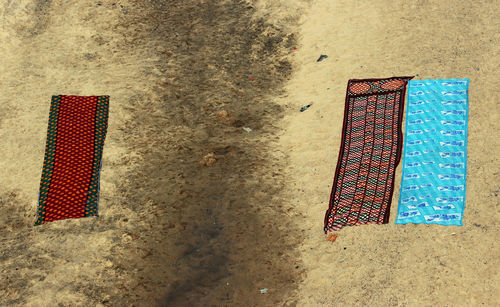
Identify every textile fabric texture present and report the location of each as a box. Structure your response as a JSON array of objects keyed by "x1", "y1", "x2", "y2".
[
  {"x1": 324, "y1": 76, "x2": 413, "y2": 233},
  {"x1": 35, "y1": 95, "x2": 109, "y2": 225},
  {"x1": 396, "y1": 79, "x2": 469, "y2": 225}
]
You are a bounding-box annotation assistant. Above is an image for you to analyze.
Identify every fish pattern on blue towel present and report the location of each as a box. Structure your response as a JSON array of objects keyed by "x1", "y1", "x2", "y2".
[{"x1": 395, "y1": 79, "x2": 469, "y2": 226}]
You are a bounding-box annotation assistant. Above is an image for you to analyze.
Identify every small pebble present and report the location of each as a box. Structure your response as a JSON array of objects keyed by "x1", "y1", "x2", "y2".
[{"x1": 119, "y1": 5, "x2": 128, "y2": 14}]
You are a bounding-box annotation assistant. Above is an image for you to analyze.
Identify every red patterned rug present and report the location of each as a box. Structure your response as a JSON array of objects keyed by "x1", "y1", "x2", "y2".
[
  {"x1": 324, "y1": 77, "x2": 413, "y2": 233},
  {"x1": 35, "y1": 95, "x2": 109, "y2": 225}
]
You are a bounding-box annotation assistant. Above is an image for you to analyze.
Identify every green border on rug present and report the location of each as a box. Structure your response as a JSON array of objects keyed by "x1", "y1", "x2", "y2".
[
  {"x1": 85, "y1": 95, "x2": 110, "y2": 217},
  {"x1": 35, "y1": 95, "x2": 62, "y2": 225}
]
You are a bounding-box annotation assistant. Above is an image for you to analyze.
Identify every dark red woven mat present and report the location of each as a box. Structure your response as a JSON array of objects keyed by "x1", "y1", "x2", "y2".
[
  {"x1": 324, "y1": 77, "x2": 413, "y2": 233},
  {"x1": 35, "y1": 95, "x2": 109, "y2": 225}
]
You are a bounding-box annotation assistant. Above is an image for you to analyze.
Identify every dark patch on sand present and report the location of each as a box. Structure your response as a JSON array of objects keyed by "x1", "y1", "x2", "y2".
[
  {"x1": 0, "y1": 192, "x2": 43, "y2": 305},
  {"x1": 2, "y1": 0, "x2": 53, "y2": 38},
  {"x1": 107, "y1": 0, "x2": 303, "y2": 305}
]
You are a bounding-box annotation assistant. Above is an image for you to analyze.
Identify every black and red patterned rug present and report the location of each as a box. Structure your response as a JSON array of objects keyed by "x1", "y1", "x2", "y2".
[
  {"x1": 324, "y1": 77, "x2": 413, "y2": 233},
  {"x1": 35, "y1": 95, "x2": 109, "y2": 225}
]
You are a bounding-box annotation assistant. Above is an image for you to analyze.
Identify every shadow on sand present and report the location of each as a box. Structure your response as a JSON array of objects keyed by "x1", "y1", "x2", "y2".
[{"x1": 111, "y1": 0, "x2": 304, "y2": 305}]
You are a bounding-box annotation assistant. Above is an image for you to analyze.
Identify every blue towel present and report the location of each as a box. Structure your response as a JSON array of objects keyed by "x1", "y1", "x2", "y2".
[{"x1": 395, "y1": 79, "x2": 469, "y2": 225}]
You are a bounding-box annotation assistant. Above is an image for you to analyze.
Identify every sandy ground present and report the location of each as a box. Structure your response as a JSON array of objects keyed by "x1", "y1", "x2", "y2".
[
  {"x1": 0, "y1": 0, "x2": 498, "y2": 306},
  {"x1": 280, "y1": 1, "x2": 499, "y2": 306}
]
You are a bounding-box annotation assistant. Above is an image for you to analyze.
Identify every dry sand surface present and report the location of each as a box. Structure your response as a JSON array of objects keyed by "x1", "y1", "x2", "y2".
[{"x1": 0, "y1": 0, "x2": 498, "y2": 306}]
